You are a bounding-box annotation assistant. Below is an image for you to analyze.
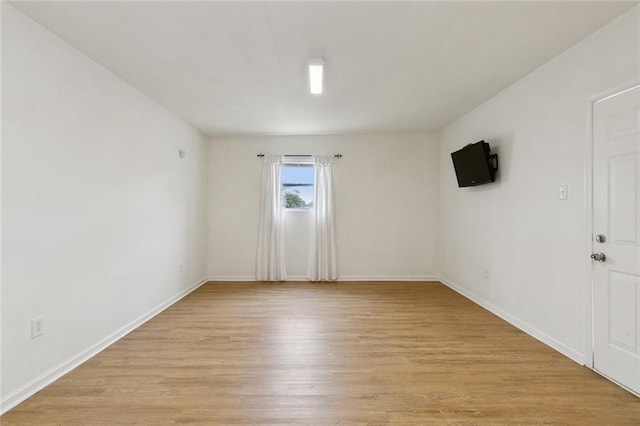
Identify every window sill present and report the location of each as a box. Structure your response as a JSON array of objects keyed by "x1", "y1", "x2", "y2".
[{"x1": 284, "y1": 208, "x2": 312, "y2": 213}]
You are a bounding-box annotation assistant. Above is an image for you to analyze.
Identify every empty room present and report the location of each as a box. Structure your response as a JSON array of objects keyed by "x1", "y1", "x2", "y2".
[{"x1": 1, "y1": 1, "x2": 640, "y2": 424}]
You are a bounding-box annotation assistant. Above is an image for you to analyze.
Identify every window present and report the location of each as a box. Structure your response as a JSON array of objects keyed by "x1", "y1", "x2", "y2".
[{"x1": 282, "y1": 161, "x2": 314, "y2": 209}]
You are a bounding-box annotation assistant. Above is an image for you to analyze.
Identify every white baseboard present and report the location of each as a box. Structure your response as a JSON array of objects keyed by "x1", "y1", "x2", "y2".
[
  {"x1": 206, "y1": 275, "x2": 439, "y2": 282},
  {"x1": 338, "y1": 275, "x2": 439, "y2": 282},
  {"x1": 0, "y1": 276, "x2": 209, "y2": 415},
  {"x1": 206, "y1": 275, "x2": 256, "y2": 282},
  {"x1": 438, "y1": 276, "x2": 585, "y2": 365}
]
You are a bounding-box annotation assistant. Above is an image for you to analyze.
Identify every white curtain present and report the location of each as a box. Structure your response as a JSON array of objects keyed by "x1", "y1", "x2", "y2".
[
  {"x1": 256, "y1": 155, "x2": 287, "y2": 281},
  {"x1": 307, "y1": 155, "x2": 338, "y2": 281}
]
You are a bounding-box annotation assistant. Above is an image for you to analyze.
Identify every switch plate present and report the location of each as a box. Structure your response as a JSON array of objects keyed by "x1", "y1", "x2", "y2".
[{"x1": 559, "y1": 185, "x2": 568, "y2": 200}]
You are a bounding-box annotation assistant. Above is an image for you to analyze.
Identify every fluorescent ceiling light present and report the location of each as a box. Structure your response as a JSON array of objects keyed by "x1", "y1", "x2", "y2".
[{"x1": 309, "y1": 58, "x2": 324, "y2": 95}]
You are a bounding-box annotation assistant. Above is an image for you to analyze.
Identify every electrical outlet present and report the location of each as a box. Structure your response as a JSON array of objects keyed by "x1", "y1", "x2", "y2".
[
  {"x1": 31, "y1": 317, "x2": 44, "y2": 338},
  {"x1": 483, "y1": 269, "x2": 489, "y2": 279},
  {"x1": 179, "y1": 264, "x2": 184, "y2": 273}
]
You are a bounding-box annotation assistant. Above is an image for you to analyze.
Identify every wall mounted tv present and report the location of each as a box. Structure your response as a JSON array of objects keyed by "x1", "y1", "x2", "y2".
[{"x1": 451, "y1": 141, "x2": 498, "y2": 187}]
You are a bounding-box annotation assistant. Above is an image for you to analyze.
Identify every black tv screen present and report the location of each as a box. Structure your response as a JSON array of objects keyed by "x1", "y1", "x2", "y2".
[{"x1": 451, "y1": 141, "x2": 498, "y2": 187}]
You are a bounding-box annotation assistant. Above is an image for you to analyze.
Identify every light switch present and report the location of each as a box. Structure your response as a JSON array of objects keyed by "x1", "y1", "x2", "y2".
[{"x1": 559, "y1": 185, "x2": 568, "y2": 200}]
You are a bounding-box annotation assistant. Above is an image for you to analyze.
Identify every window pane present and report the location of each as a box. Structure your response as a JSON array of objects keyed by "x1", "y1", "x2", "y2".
[{"x1": 282, "y1": 164, "x2": 314, "y2": 209}]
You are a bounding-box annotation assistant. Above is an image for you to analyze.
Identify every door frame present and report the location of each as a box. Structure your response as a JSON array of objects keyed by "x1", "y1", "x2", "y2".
[{"x1": 585, "y1": 81, "x2": 640, "y2": 370}]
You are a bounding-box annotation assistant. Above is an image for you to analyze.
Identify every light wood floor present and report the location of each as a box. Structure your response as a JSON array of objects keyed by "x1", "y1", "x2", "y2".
[{"x1": 2, "y1": 282, "x2": 639, "y2": 425}]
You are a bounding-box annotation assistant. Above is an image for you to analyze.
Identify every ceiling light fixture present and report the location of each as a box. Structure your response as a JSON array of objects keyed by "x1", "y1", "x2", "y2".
[{"x1": 309, "y1": 58, "x2": 324, "y2": 95}]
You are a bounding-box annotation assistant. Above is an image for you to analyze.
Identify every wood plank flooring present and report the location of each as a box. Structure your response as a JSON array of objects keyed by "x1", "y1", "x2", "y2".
[{"x1": 2, "y1": 281, "x2": 639, "y2": 424}]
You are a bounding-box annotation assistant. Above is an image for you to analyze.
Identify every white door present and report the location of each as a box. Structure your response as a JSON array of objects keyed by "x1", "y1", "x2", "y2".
[{"x1": 592, "y1": 84, "x2": 640, "y2": 394}]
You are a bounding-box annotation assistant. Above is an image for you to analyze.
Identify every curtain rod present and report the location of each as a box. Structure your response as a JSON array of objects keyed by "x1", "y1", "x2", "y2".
[{"x1": 257, "y1": 153, "x2": 342, "y2": 158}]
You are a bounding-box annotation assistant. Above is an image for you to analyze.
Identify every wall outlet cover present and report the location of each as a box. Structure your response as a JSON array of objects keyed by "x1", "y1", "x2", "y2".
[{"x1": 31, "y1": 317, "x2": 44, "y2": 338}]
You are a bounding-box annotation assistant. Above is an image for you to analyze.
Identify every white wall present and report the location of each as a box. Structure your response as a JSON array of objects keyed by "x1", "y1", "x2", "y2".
[
  {"x1": 1, "y1": 4, "x2": 208, "y2": 410},
  {"x1": 208, "y1": 133, "x2": 439, "y2": 280},
  {"x1": 437, "y1": 6, "x2": 639, "y2": 363}
]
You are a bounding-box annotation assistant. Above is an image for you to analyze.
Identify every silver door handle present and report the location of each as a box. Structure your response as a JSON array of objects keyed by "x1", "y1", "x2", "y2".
[{"x1": 590, "y1": 252, "x2": 606, "y2": 262}]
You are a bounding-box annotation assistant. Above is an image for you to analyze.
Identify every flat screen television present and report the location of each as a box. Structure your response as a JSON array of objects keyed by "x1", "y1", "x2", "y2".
[{"x1": 451, "y1": 141, "x2": 498, "y2": 187}]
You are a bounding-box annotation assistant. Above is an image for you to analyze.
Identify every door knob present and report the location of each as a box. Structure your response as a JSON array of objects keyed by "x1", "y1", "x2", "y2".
[{"x1": 591, "y1": 252, "x2": 606, "y2": 262}]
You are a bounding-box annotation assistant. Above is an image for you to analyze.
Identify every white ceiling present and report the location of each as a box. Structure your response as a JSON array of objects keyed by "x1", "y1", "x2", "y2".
[{"x1": 12, "y1": 1, "x2": 636, "y2": 136}]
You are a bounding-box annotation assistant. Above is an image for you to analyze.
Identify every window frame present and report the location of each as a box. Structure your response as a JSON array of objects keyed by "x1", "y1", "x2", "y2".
[{"x1": 281, "y1": 158, "x2": 315, "y2": 211}]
